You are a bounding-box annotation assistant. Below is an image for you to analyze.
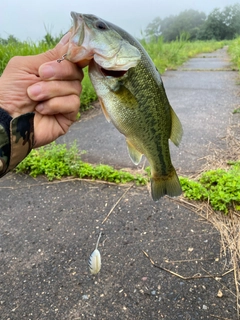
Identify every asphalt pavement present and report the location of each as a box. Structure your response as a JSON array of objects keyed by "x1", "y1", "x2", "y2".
[{"x1": 0, "y1": 47, "x2": 239, "y2": 320}]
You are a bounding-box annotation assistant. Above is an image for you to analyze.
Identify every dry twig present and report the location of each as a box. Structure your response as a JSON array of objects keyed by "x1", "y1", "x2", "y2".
[
  {"x1": 142, "y1": 250, "x2": 232, "y2": 281},
  {"x1": 102, "y1": 184, "x2": 134, "y2": 224}
]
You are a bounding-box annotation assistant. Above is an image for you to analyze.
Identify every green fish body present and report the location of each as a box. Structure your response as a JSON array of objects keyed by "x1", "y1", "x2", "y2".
[{"x1": 67, "y1": 13, "x2": 183, "y2": 201}]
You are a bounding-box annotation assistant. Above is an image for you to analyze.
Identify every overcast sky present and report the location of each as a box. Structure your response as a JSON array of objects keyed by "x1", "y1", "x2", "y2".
[{"x1": 0, "y1": 0, "x2": 238, "y2": 41}]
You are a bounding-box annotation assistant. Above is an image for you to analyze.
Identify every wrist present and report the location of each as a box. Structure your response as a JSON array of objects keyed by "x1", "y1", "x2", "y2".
[
  {"x1": 0, "y1": 109, "x2": 35, "y2": 177},
  {"x1": 0, "y1": 84, "x2": 20, "y2": 118},
  {"x1": 0, "y1": 103, "x2": 21, "y2": 118}
]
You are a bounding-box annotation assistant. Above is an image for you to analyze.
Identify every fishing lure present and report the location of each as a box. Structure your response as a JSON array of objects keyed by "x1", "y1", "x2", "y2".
[{"x1": 88, "y1": 232, "x2": 102, "y2": 275}]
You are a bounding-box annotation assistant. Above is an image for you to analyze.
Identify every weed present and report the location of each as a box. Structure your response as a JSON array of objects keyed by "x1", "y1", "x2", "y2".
[
  {"x1": 141, "y1": 37, "x2": 226, "y2": 73},
  {"x1": 80, "y1": 69, "x2": 98, "y2": 110},
  {"x1": 228, "y1": 37, "x2": 240, "y2": 70},
  {"x1": 233, "y1": 107, "x2": 240, "y2": 114},
  {"x1": 15, "y1": 142, "x2": 147, "y2": 185},
  {"x1": 180, "y1": 161, "x2": 240, "y2": 214},
  {"x1": 180, "y1": 177, "x2": 208, "y2": 201}
]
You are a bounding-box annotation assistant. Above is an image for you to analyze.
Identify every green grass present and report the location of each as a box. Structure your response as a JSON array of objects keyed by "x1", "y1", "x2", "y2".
[
  {"x1": 15, "y1": 142, "x2": 147, "y2": 185},
  {"x1": 180, "y1": 161, "x2": 240, "y2": 214},
  {"x1": 80, "y1": 68, "x2": 98, "y2": 109},
  {"x1": 228, "y1": 37, "x2": 240, "y2": 70},
  {"x1": 0, "y1": 41, "x2": 51, "y2": 75},
  {"x1": 141, "y1": 37, "x2": 227, "y2": 73}
]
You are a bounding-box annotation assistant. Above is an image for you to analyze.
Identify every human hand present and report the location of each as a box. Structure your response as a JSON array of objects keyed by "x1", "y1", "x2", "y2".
[{"x1": 0, "y1": 32, "x2": 84, "y2": 148}]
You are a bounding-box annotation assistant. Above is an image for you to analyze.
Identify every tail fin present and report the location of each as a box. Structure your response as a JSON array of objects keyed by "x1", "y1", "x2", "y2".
[{"x1": 150, "y1": 169, "x2": 182, "y2": 201}]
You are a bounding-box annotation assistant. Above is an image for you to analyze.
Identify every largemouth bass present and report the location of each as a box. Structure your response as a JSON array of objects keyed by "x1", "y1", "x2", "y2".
[{"x1": 65, "y1": 12, "x2": 183, "y2": 201}]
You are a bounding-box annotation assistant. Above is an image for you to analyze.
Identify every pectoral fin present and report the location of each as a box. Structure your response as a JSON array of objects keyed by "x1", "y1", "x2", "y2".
[
  {"x1": 126, "y1": 139, "x2": 142, "y2": 165},
  {"x1": 170, "y1": 107, "x2": 183, "y2": 147},
  {"x1": 99, "y1": 97, "x2": 111, "y2": 122},
  {"x1": 109, "y1": 81, "x2": 138, "y2": 108}
]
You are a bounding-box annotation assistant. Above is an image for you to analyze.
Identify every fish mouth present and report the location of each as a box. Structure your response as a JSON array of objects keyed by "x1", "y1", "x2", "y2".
[
  {"x1": 100, "y1": 67, "x2": 127, "y2": 78},
  {"x1": 89, "y1": 59, "x2": 128, "y2": 78},
  {"x1": 68, "y1": 12, "x2": 141, "y2": 71},
  {"x1": 71, "y1": 12, "x2": 83, "y2": 34}
]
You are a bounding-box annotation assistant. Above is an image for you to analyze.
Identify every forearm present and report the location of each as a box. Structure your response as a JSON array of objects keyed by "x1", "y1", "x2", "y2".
[{"x1": 0, "y1": 108, "x2": 34, "y2": 177}]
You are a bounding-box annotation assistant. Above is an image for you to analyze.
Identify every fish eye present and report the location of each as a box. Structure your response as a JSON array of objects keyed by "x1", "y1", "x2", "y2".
[{"x1": 96, "y1": 20, "x2": 108, "y2": 30}]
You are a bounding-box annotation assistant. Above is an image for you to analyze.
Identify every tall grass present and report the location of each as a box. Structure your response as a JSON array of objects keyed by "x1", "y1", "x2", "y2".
[
  {"x1": 0, "y1": 36, "x2": 227, "y2": 109},
  {"x1": 0, "y1": 41, "x2": 50, "y2": 75},
  {"x1": 141, "y1": 36, "x2": 227, "y2": 73},
  {"x1": 228, "y1": 37, "x2": 240, "y2": 70}
]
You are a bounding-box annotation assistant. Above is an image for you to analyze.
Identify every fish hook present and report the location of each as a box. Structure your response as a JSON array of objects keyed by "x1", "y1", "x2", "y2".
[{"x1": 57, "y1": 53, "x2": 67, "y2": 63}]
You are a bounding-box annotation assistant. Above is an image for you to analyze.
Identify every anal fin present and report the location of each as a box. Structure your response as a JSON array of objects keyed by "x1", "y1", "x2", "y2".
[{"x1": 126, "y1": 139, "x2": 142, "y2": 165}]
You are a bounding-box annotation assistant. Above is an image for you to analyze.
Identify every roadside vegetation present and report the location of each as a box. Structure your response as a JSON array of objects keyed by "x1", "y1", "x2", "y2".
[
  {"x1": 180, "y1": 164, "x2": 240, "y2": 214},
  {"x1": 228, "y1": 37, "x2": 240, "y2": 113},
  {"x1": 228, "y1": 37, "x2": 240, "y2": 70},
  {"x1": 141, "y1": 36, "x2": 225, "y2": 73},
  {"x1": 15, "y1": 142, "x2": 147, "y2": 186}
]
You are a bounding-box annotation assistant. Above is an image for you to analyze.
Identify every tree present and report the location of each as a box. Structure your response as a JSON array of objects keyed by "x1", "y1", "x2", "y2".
[
  {"x1": 198, "y1": 3, "x2": 240, "y2": 40},
  {"x1": 145, "y1": 10, "x2": 206, "y2": 42},
  {"x1": 144, "y1": 17, "x2": 162, "y2": 39},
  {"x1": 223, "y1": 3, "x2": 240, "y2": 38},
  {"x1": 0, "y1": 34, "x2": 20, "y2": 45}
]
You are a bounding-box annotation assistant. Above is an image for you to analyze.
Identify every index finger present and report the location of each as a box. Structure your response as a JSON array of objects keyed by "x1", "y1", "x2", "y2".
[{"x1": 39, "y1": 59, "x2": 84, "y2": 81}]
